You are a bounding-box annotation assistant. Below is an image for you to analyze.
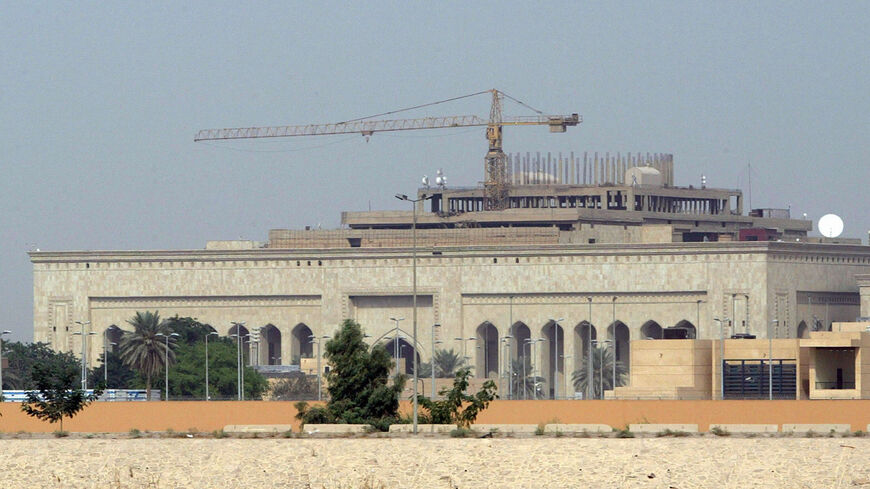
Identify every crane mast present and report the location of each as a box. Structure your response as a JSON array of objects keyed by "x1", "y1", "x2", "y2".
[{"x1": 195, "y1": 89, "x2": 580, "y2": 210}]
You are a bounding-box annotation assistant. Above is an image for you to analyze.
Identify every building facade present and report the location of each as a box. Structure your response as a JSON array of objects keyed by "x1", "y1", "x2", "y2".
[{"x1": 30, "y1": 157, "x2": 870, "y2": 398}]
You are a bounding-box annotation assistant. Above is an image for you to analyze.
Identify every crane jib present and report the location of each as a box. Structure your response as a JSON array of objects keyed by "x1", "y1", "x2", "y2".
[{"x1": 193, "y1": 114, "x2": 580, "y2": 142}]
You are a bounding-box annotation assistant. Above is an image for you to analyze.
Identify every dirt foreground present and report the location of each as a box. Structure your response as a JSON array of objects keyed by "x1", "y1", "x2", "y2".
[{"x1": 2, "y1": 437, "x2": 869, "y2": 488}]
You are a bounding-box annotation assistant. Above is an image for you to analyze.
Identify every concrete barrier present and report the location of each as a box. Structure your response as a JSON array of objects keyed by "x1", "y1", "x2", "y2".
[
  {"x1": 781, "y1": 424, "x2": 850, "y2": 434},
  {"x1": 629, "y1": 424, "x2": 698, "y2": 433},
  {"x1": 708, "y1": 424, "x2": 778, "y2": 433},
  {"x1": 389, "y1": 424, "x2": 455, "y2": 433},
  {"x1": 545, "y1": 424, "x2": 612, "y2": 434},
  {"x1": 472, "y1": 424, "x2": 539, "y2": 433},
  {"x1": 223, "y1": 424, "x2": 294, "y2": 434},
  {"x1": 302, "y1": 424, "x2": 370, "y2": 434}
]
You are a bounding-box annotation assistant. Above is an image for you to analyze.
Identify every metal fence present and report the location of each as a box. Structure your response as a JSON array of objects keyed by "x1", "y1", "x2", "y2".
[
  {"x1": 0, "y1": 389, "x2": 159, "y2": 402},
  {"x1": 723, "y1": 359, "x2": 796, "y2": 400}
]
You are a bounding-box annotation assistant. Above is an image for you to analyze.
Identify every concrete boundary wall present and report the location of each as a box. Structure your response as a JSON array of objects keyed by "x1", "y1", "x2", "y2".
[{"x1": 2, "y1": 400, "x2": 870, "y2": 433}]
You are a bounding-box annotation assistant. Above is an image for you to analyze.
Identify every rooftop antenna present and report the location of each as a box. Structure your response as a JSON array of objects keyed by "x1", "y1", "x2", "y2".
[
  {"x1": 818, "y1": 213, "x2": 844, "y2": 238},
  {"x1": 435, "y1": 168, "x2": 447, "y2": 189},
  {"x1": 701, "y1": 174, "x2": 707, "y2": 189},
  {"x1": 422, "y1": 175, "x2": 430, "y2": 189}
]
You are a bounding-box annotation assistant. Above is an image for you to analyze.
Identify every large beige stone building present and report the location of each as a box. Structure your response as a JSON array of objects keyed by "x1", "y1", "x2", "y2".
[{"x1": 31, "y1": 154, "x2": 870, "y2": 398}]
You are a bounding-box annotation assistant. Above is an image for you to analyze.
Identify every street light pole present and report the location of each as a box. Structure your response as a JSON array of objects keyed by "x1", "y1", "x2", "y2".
[
  {"x1": 231, "y1": 321, "x2": 245, "y2": 400},
  {"x1": 714, "y1": 317, "x2": 729, "y2": 400},
  {"x1": 156, "y1": 332, "x2": 179, "y2": 401},
  {"x1": 396, "y1": 192, "x2": 433, "y2": 436},
  {"x1": 612, "y1": 297, "x2": 618, "y2": 391},
  {"x1": 587, "y1": 297, "x2": 593, "y2": 400},
  {"x1": 309, "y1": 334, "x2": 331, "y2": 402},
  {"x1": 549, "y1": 318, "x2": 563, "y2": 399},
  {"x1": 508, "y1": 294, "x2": 513, "y2": 399},
  {"x1": 530, "y1": 338, "x2": 543, "y2": 399},
  {"x1": 389, "y1": 317, "x2": 405, "y2": 376},
  {"x1": 522, "y1": 338, "x2": 530, "y2": 399},
  {"x1": 500, "y1": 335, "x2": 512, "y2": 399},
  {"x1": 431, "y1": 323, "x2": 440, "y2": 398},
  {"x1": 205, "y1": 331, "x2": 218, "y2": 401},
  {"x1": 0, "y1": 330, "x2": 11, "y2": 400},
  {"x1": 103, "y1": 337, "x2": 116, "y2": 387},
  {"x1": 74, "y1": 320, "x2": 91, "y2": 390},
  {"x1": 769, "y1": 319, "x2": 778, "y2": 400}
]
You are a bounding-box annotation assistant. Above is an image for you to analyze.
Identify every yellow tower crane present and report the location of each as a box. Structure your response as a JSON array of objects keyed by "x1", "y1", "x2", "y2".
[{"x1": 195, "y1": 89, "x2": 580, "y2": 210}]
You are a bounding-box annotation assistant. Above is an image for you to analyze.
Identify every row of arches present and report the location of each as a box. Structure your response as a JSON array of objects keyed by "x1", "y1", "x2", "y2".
[
  {"x1": 471, "y1": 319, "x2": 697, "y2": 398},
  {"x1": 103, "y1": 322, "x2": 319, "y2": 367}
]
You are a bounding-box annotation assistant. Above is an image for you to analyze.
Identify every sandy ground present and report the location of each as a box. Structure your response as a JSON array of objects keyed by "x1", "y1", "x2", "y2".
[{"x1": 1, "y1": 437, "x2": 869, "y2": 488}]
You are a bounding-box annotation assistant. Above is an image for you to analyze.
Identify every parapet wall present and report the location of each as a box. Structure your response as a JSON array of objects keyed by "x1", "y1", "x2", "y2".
[{"x1": 3, "y1": 400, "x2": 870, "y2": 433}]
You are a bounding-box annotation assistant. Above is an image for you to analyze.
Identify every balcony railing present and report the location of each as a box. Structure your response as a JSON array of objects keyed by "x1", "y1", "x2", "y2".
[{"x1": 815, "y1": 381, "x2": 855, "y2": 390}]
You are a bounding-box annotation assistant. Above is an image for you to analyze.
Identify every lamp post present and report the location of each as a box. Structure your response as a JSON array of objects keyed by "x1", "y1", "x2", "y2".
[
  {"x1": 396, "y1": 191, "x2": 433, "y2": 436},
  {"x1": 714, "y1": 317, "x2": 730, "y2": 400},
  {"x1": 156, "y1": 332, "x2": 179, "y2": 401},
  {"x1": 522, "y1": 338, "x2": 532, "y2": 399},
  {"x1": 389, "y1": 317, "x2": 405, "y2": 375},
  {"x1": 0, "y1": 330, "x2": 11, "y2": 399},
  {"x1": 593, "y1": 339, "x2": 612, "y2": 399},
  {"x1": 549, "y1": 318, "x2": 564, "y2": 399},
  {"x1": 454, "y1": 336, "x2": 475, "y2": 371},
  {"x1": 613, "y1": 297, "x2": 619, "y2": 390},
  {"x1": 309, "y1": 335, "x2": 330, "y2": 402},
  {"x1": 527, "y1": 338, "x2": 544, "y2": 399},
  {"x1": 103, "y1": 337, "x2": 117, "y2": 387},
  {"x1": 560, "y1": 353, "x2": 571, "y2": 399},
  {"x1": 769, "y1": 319, "x2": 778, "y2": 400},
  {"x1": 73, "y1": 320, "x2": 92, "y2": 390},
  {"x1": 508, "y1": 295, "x2": 514, "y2": 399},
  {"x1": 205, "y1": 331, "x2": 219, "y2": 401},
  {"x1": 431, "y1": 323, "x2": 441, "y2": 398},
  {"x1": 501, "y1": 335, "x2": 512, "y2": 399},
  {"x1": 587, "y1": 297, "x2": 593, "y2": 400},
  {"x1": 231, "y1": 321, "x2": 246, "y2": 400}
]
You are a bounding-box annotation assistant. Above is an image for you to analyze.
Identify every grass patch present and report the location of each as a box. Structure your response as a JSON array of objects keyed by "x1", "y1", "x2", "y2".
[
  {"x1": 615, "y1": 426, "x2": 634, "y2": 438},
  {"x1": 52, "y1": 430, "x2": 69, "y2": 438},
  {"x1": 710, "y1": 426, "x2": 731, "y2": 437},
  {"x1": 449, "y1": 427, "x2": 474, "y2": 438},
  {"x1": 853, "y1": 430, "x2": 865, "y2": 437},
  {"x1": 656, "y1": 429, "x2": 690, "y2": 438},
  {"x1": 212, "y1": 429, "x2": 229, "y2": 439},
  {"x1": 534, "y1": 423, "x2": 545, "y2": 436}
]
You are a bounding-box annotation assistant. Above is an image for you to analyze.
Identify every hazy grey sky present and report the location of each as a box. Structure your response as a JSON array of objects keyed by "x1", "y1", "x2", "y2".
[{"x1": 2, "y1": 2, "x2": 868, "y2": 341}]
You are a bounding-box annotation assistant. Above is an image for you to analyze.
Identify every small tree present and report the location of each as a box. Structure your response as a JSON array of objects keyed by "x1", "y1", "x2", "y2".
[
  {"x1": 571, "y1": 345, "x2": 628, "y2": 399},
  {"x1": 21, "y1": 359, "x2": 103, "y2": 431},
  {"x1": 297, "y1": 319, "x2": 404, "y2": 430},
  {"x1": 271, "y1": 372, "x2": 318, "y2": 400},
  {"x1": 417, "y1": 367, "x2": 498, "y2": 428}
]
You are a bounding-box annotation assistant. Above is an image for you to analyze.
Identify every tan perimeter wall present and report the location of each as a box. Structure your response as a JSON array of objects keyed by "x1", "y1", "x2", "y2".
[{"x1": 4, "y1": 400, "x2": 870, "y2": 433}]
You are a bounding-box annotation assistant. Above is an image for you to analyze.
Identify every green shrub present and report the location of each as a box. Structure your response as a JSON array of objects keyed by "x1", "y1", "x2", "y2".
[
  {"x1": 53, "y1": 430, "x2": 69, "y2": 438},
  {"x1": 615, "y1": 426, "x2": 634, "y2": 438},
  {"x1": 534, "y1": 423, "x2": 545, "y2": 436},
  {"x1": 417, "y1": 368, "x2": 497, "y2": 429},
  {"x1": 710, "y1": 426, "x2": 731, "y2": 437},
  {"x1": 656, "y1": 429, "x2": 690, "y2": 437},
  {"x1": 129, "y1": 428, "x2": 142, "y2": 438},
  {"x1": 449, "y1": 427, "x2": 474, "y2": 438},
  {"x1": 212, "y1": 429, "x2": 228, "y2": 439}
]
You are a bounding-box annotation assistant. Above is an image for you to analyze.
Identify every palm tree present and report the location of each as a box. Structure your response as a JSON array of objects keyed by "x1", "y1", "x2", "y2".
[
  {"x1": 432, "y1": 348, "x2": 465, "y2": 378},
  {"x1": 119, "y1": 311, "x2": 176, "y2": 400},
  {"x1": 571, "y1": 345, "x2": 628, "y2": 399},
  {"x1": 509, "y1": 358, "x2": 544, "y2": 399}
]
